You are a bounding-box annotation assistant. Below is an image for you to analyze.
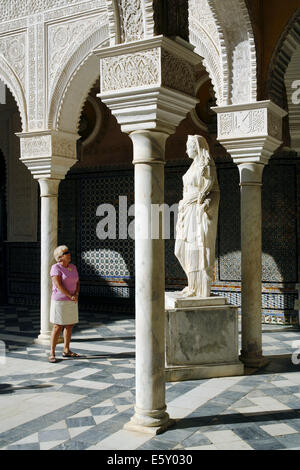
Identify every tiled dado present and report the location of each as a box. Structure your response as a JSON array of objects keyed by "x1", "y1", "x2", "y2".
[{"x1": 211, "y1": 284, "x2": 298, "y2": 324}]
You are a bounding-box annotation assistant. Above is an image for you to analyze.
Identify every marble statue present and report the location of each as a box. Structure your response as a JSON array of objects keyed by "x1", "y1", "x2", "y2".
[{"x1": 175, "y1": 135, "x2": 220, "y2": 297}]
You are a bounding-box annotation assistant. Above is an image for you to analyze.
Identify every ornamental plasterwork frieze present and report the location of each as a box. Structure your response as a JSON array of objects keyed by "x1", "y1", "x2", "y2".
[
  {"x1": 20, "y1": 134, "x2": 52, "y2": 158},
  {"x1": 218, "y1": 108, "x2": 283, "y2": 141},
  {"x1": 161, "y1": 50, "x2": 195, "y2": 96},
  {"x1": 19, "y1": 132, "x2": 77, "y2": 159},
  {"x1": 100, "y1": 46, "x2": 197, "y2": 97},
  {"x1": 47, "y1": 14, "x2": 105, "y2": 93},
  {"x1": 213, "y1": 102, "x2": 287, "y2": 165},
  {"x1": 188, "y1": 0, "x2": 224, "y2": 104},
  {"x1": 101, "y1": 49, "x2": 160, "y2": 92},
  {"x1": 0, "y1": 33, "x2": 26, "y2": 84},
  {"x1": 18, "y1": 130, "x2": 78, "y2": 178},
  {"x1": 0, "y1": 0, "x2": 83, "y2": 22},
  {"x1": 218, "y1": 109, "x2": 266, "y2": 138},
  {"x1": 208, "y1": 0, "x2": 257, "y2": 104},
  {"x1": 0, "y1": 0, "x2": 108, "y2": 132},
  {"x1": 118, "y1": 0, "x2": 144, "y2": 43},
  {"x1": 96, "y1": 36, "x2": 201, "y2": 133},
  {"x1": 189, "y1": 0, "x2": 220, "y2": 49}
]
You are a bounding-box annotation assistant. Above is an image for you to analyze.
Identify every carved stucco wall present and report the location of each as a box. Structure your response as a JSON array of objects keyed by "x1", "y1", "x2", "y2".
[
  {"x1": 0, "y1": 0, "x2": 110, "y2": 134},
  {"x1": 189, "y1": 0, "x2": 257, "y2": 105},
  {"x1": 0, "y1": 0, "x2": 258, "y2": 137}
]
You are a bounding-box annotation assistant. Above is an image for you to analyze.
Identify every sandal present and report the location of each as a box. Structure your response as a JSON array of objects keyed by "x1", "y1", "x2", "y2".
[
  {"x1": 62, "y1": 351, "x2": 80, "y2": 358},
  {"x1": 48, "y1": 355, "x2": 57, "y2": 363}
]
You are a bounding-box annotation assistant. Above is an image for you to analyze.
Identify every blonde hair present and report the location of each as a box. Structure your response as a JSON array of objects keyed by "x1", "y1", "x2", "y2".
[{"x1": 53, "y1": 245, "x2": 69, "y2": 262}]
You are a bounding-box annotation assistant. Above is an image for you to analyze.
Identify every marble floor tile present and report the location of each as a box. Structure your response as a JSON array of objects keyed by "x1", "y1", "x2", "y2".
[{"x1": 1, "y1": 307, "x2": 300, "y2": 451}]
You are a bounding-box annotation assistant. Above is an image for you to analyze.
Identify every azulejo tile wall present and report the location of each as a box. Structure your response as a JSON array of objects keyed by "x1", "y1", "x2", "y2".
[{"x1": 6, "y1": 153, "x2": 299, "y2": 323}]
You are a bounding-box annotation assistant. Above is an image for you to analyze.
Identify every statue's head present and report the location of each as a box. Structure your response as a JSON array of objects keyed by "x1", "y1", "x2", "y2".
[{"x1": 186, "y1": 135, "x2": 210, "y2": 165}]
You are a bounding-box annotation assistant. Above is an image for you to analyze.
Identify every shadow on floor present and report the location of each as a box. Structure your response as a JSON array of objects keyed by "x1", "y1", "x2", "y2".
[
  {"x1": 72, "y1": 336, "x2": 135, "y2": 342},
  {"x1": 0, "y1": 383, "x2": 54, "y2": 395},
  {"x1": 253, "y1": 354, "x2": 300, "y2": 375},
  {"x1": 163, "y1": 408, "x2": 300, "y2": 432}
]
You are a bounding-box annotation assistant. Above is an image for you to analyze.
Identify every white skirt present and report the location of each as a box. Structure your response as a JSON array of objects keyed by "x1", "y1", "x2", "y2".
[{"x1": 50, "y1": 300, "x2": 79, "y2": 325}]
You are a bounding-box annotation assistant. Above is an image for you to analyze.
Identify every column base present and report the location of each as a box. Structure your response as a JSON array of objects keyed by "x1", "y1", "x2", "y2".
[
  {"x1": 124, "y1": 417, "x2": 174, "y2": 436},
  {"x1": 240, "y1": 354, "x2": 269, "y2": 369},
  {"x1": 34, "y1": 333, "x2": 63, "y2": 346},
  {"x1": 124, "y1": 408, "x2": 173, "y2": 435}
]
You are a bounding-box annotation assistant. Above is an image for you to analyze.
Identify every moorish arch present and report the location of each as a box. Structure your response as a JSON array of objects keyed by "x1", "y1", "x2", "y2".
[
  {"x1": 267, "y1": 7, "x2": 300, "y2": 108},
  {"x1": 104, "y1": 0, "x2": 257, "y2": 106},
  {"x1": 189, "y1": 0, "x2": 257, "y2": 106},
  {"x1": 48, "y1": 24, "x2": 110, "y2": 133},
  {"x1": 44, "y1": 0, "x2": 259, "y2": 134},
  {"x1": 266, "y1": 7, "x2": 300, "y2": 153}
]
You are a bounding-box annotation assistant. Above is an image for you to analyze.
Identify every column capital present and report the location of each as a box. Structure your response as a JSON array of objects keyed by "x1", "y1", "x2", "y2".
[
  {"x1": 94, "y1": 36, "x2": 202, "y2": 134},
  {"x1": 129, "y1": 130, "x2": 169, "y2": 165},
  {"x1": 238, "y1": 162, "x2": 264, "y2": 186},
  {"x1": 212, "y1": 101, "x2": 287, "y2": 165},
  {"x1": 38, "y1": 178, "x2": 61, "y2": 197},
  {"x1": 16, "y1": 130, "x2": 79, "y2": 180}
]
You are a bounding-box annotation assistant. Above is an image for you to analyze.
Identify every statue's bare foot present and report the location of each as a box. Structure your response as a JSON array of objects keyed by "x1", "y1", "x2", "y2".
[{"x1": 180, "y1": 287, "x2": 196, "y2": 298}]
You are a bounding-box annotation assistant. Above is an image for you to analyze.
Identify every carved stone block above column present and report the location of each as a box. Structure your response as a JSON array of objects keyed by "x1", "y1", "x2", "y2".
[
  {"x1": 17, "y1": 130, "x2": 78, "y2": 179},
  {"x1": 212, "y1": 101, "x2": 287, "y2": 165},
  {"x1": 94, "y1": 36, "x2": 203, "y2": 133}
]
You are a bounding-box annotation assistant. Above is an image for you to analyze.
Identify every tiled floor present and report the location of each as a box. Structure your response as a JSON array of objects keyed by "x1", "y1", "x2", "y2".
[{"x1": 0, "y1": 305, "x2": 300, "y2": 450}]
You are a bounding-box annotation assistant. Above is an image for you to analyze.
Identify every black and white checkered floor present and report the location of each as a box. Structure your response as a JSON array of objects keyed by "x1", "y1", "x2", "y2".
[{"x1": 1, "y1": 305, "x2": 300, "y2": 450}]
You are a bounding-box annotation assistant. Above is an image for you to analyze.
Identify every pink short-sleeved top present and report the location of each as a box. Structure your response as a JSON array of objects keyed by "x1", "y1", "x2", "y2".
[{"x1": 50, "y1": 263, "x2": 79, "y2": 301}]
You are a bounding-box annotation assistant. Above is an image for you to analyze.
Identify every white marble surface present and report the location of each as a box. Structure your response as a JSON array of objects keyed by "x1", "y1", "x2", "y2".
[
  {"x1": 166, "y1": 305, "x2": 240, "y2": 366},
  {"x1": 174, "y1": 135, "x2": 219, "y2": 298},
  {"x1": 127, "y1": 130, "x2": 170, "y2": 432},
  {"x1": 37, "y1": 178, "x2": 60, "y2": 344},
  {"x1": 165, "y1": 292, "x2": 226, "y2": 309},
  {"x1": 238, "y1": 162, "x2": 266, "y2": 367}
]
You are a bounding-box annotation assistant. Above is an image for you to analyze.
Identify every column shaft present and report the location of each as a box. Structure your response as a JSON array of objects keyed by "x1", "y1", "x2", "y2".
[
  {"x1": 36, "y1": 179, "x2": 60, "y2": 344},
  {"x1": 124, "y1": 130, "x2": 171, "y2": 433},
  {"x1": 238, "y1": 163, "x2": 268, "y2": 367}
]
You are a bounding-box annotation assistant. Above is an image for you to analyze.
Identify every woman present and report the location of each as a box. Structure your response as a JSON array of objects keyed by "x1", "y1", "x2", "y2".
[
  {"x1": 49, "y1": 245, "x2": 80, "y2": 363},
  {"x1": 175, "y1": 135, "x2": 220, "y2": 297}
]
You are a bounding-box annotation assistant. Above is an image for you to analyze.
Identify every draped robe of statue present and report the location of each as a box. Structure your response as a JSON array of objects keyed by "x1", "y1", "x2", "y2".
[{"x1": 175, "y1": 135, "x2": 220, "y2": 297}]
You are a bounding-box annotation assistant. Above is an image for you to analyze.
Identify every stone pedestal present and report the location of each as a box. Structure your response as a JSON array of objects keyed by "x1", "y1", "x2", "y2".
[{"x1": 165, "y1": 292, "x2": 244, "y2": 382}]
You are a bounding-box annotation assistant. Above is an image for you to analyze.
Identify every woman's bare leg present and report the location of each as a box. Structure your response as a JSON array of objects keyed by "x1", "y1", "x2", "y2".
[
  {"x1": 50, "y1": 324, "x2": 63, "y2": 357},
  {"x1": 63, "y1": 325, "x2": 74, "y2": 354}
]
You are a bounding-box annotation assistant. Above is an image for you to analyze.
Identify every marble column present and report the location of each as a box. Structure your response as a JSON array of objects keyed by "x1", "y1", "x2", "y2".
[
  {"x1": 212, "y1": 101, "x2": 287, "y2": 369},
  {"x1": 35, "y1": 178, "x2": 61, "y2": 345},
  {"x1": 95, "y1": 36, "x2": 202, "y2": 433},
  {"x1": 238, "y1": 163, "x2": 268, "y2": 368},
  {"x1": 124, "y1": 130, "x2": 171, "y2": 434}
]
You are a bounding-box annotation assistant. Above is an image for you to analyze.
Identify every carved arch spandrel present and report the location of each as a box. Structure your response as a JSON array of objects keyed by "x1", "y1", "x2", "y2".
[
  {"x1": 0, "y1": 55, "x2": 27, "y2": 131},
  {"x1": 48, "y1": 24, "x2": 110, "y2": 133}
]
